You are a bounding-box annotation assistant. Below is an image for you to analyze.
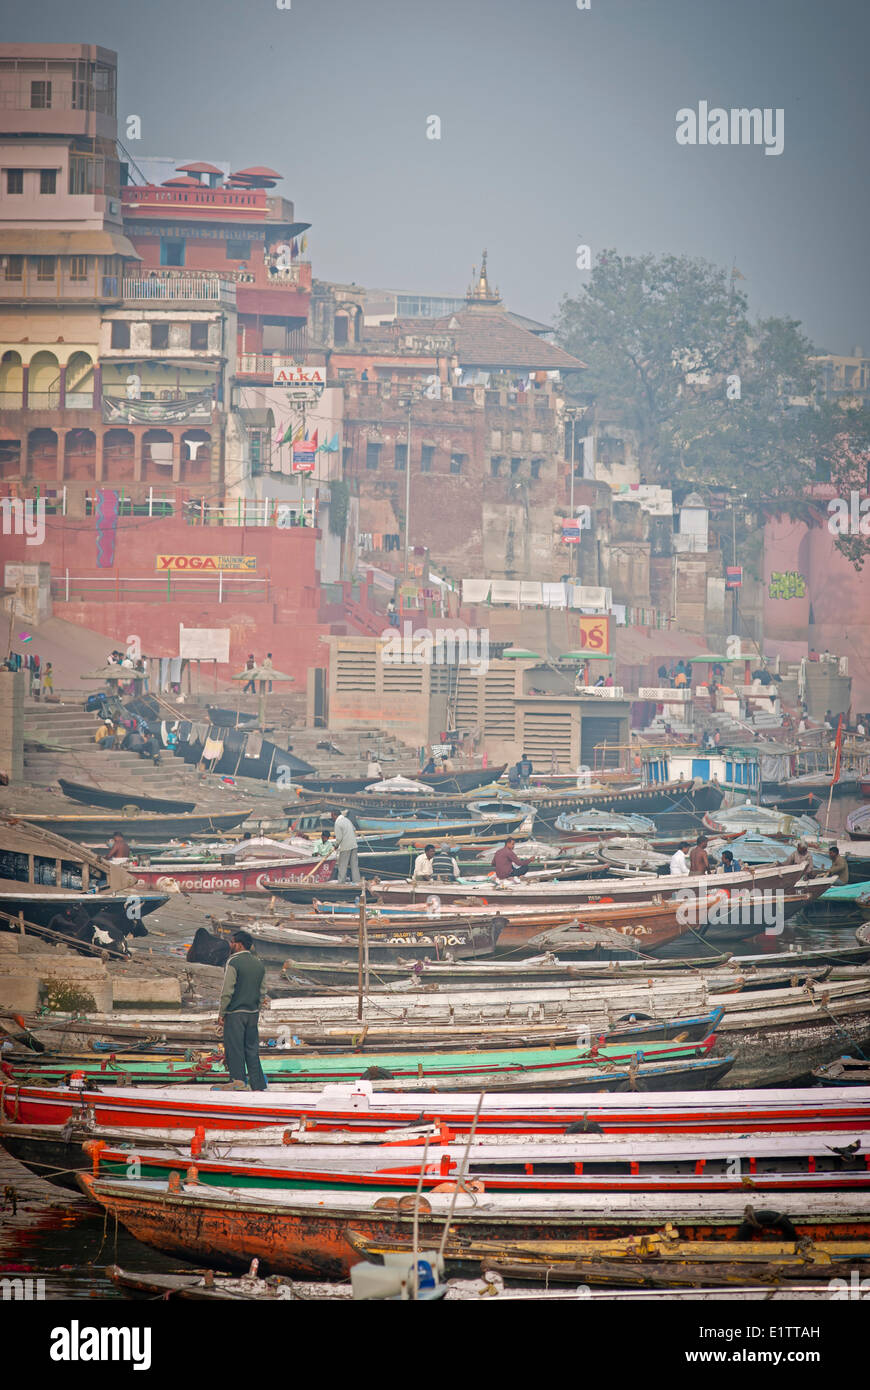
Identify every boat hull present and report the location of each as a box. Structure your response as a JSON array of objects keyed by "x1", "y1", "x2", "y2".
[
  {"x1": 18, "y1": 810, "x2": 253, "y2": 842},
  {"x1": 77, "y1": 1176, "x2": 870, "y2": 1279},
  {"x1": 58, "y1": 779, "x2": 196, "y2": 815}
]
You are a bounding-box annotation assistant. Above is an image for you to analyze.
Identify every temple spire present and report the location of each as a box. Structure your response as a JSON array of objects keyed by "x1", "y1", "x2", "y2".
[{"x1": 467, "y1": 249, "x2": 501, "y2": 305}]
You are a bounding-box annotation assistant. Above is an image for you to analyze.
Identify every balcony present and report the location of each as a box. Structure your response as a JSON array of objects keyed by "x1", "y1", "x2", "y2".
[
  {"x1": 236, "y1": 343, "x2": 311, "y2": 380},
  {"x1": 122, "y1": 276, "x2": 235, "y2": 305}
]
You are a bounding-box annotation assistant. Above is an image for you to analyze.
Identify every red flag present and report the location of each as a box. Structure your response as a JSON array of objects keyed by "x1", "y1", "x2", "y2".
[{"x1": 832, "y1": 715, "x2": 844, "y2": 783}]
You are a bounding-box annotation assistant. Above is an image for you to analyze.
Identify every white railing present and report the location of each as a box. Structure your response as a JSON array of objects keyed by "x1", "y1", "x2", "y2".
[
  {"x1": 122, "y1": 277, "x2": 235, "y2": 304},
  {"x1": 575, "y1": 685, "x2": 625, "y2": 698},
  {"x1": 638, "y1": 686, "x2": 691, "y2": 702}
]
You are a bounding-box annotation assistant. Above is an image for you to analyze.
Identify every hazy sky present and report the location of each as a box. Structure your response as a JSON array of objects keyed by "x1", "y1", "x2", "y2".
[{"x1": 6, "y1": 0, "x2": 869, "y2": 352}]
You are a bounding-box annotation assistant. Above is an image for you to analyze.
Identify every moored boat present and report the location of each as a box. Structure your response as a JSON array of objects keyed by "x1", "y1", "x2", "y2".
[
  {"x1": 57, "y1": 778, "x2": 196, "y2": 815},
  {"x1": 76, "y1": 1175, "x2": 870, "y2": 1279},
  {"x1": 15, "y1": 808, "x2": 254, "y2": 842}
]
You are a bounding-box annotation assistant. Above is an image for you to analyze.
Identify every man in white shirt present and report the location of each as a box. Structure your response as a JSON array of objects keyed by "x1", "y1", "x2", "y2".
[
  {"x1": 413, "y1": 844, "x2": 436, "y2": 881},
  {"x1": 331, "y1": 810, "x2": 360, "y2": 885},
  {"x1": 669, "y1": 842, "x2": 691, "y2": 876}
]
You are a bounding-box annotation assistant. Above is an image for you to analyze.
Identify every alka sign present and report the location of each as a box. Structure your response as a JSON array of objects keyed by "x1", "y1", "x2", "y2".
[
  {"x1": 156, "y1": 555, "x2": 257, "y2": 572},
  {"x1": 273, "y1": 363, "x2": 326, "y2": 389}
]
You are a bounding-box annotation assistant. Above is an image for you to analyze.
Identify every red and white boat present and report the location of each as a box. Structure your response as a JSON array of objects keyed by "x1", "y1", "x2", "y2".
[
  {"x1": 130, "y1": 856, "x2": 334, "y2": 894},
  {"x1": 4, "y1": 1081, "x2": 870, "y2": 1136}
]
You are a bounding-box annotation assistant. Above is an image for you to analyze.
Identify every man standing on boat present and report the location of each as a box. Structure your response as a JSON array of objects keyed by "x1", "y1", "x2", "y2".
[
  {"x1": 688, "y1": 836, "x2": 710, "y2": 874},
  {"x1": 669, "y1": 842, "x2": 691, "y2": 875},
  {"x1": 332, "y1": 809, "x2": 361, "y2": 885},
  {"x1": 216, "y1": 931, "x2": 267, "y2": 1091}
]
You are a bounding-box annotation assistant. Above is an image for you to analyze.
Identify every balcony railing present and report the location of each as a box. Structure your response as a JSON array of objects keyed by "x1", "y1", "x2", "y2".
[
  {"x1": 237, "y1": 344, "x2": 310, "y2": 377},
  {"x1": 26, "y1": 391, "x2": 60, "y2": 410},
  {"x1": 122, "y1": 277, "x2": 236, "y2": 304}
]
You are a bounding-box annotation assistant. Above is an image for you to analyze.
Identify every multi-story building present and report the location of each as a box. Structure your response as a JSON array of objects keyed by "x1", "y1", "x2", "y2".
[
  {"x1": 811, "y1": 349, "x2": 870, "y2": 410},
  {"x1": 339, "y1": 257, "x2": 587, "y2": 581},
  {"x1": 0, "y1": 44, "x2": 137, "y2": 502}
]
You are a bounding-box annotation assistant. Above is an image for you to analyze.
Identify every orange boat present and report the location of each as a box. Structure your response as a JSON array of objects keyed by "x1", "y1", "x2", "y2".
[{"x1": 78, "y1": 1175, "x2": 870, "y2": 1281}]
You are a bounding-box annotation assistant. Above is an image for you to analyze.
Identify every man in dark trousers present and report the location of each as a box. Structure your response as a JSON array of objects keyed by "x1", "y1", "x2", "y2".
[{"x1": 216, "y1": 930, "x2": 267, "y2": 1090}]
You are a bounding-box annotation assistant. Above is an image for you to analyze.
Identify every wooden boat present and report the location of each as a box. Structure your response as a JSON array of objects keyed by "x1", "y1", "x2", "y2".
[
  {"x1": 703, "y1": 805, "x2": 821, "y2": 840},
  {"x1": 554, "y1": 810, "x2": 657, "y2": 840},
  {"x1": 76, "y1": 1175, "x2": 870, "y2": 1279},
  {"x1": 107, "y1": 1265, "x2": 321, "y2": 1301},
  {"x1": 129, "y1": 855, "x2": 336, "y2": 894},
  {"x1": 9, "y1": 1080, "x2": 870, "y2": 1135},
  {"x1": 14, "y1": 808, "x2": 254, "y2": 842},
  {"x1": 75, "y1": 1128, "x2": 870, "y2": 1196},
  {"x1": 0, "y1": 817, "x2": 166, "y2": 933},
  {"x1": 214, "y1": 916, "x2": 504, "y2": 964},
  {"x1": 0, "y1": 1028, "x2": 721, "y2": 1089},
  {"x1": 290, "y1": 777, "x2": 725, "y2": 829},
  {"x1": 813, "y1": 1057, "x2": 870, "y2": 1087},
  {"x1": 370, "y1": 859, "x2": 809, "y2": 906},
  {"x1": 298, "y1": 766, "x2": 507, "y2": 796},
  {"x1": 847, "y1": 805, "x2": 870, "y2": 840},
  {"x1": 349, "y1": 1228, "x2": 870, "y2": 1285},
  {"x1": 58, "y1": 778, "x2": 196, "y2": 816}
]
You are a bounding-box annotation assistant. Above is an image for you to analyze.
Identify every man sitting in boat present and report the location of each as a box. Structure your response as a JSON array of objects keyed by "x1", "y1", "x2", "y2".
[
  {"x1": 106, "y1": 831, "x2": 131, "y2": 861},
  {"x1": 669, "y1": 842, "x2": 691, "y2": 875},
  {"x1": 413, "y1": 845, "x2": 436, "y2": 880},
  {"x1": 492, "y1": 836, "x2": 533, "y2": 879},
  {"x1": 828, "y1": 844, "x2": 850, "y2": 885},
  {"x1": 216, "y1": 930, "x2": 267, "y2": 1092},
  {"x1": 785, "y1": 841, "x2": 811, "y2": 869},
  {"x1": 313, "y1": 827, "x2": 336, "y2": 858},
  {"x1": 431, "y1": 844, "x2": 460, "y2": 881},
  {"x1": 720, "y1": 849, "x2": 742, "y2": 873}
]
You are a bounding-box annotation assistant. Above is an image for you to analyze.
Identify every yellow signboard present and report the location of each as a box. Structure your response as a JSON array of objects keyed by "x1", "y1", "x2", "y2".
[
  {"x1": 578, "y1": 614, "x2": 610, "y2": 654},
  {"x1": 156, "y1": 555, "x2": 257, "y2": 572}
]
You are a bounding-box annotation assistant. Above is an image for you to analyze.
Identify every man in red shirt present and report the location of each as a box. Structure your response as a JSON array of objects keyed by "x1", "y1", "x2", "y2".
[{"x1": 492, "y1": 837, "x2": 532, "y2": 879}]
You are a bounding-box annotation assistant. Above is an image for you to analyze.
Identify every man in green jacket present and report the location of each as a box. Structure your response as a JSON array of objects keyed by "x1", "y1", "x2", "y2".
[{"x1": 216, "y1": 930, "x2": 267, "y2": 1090}]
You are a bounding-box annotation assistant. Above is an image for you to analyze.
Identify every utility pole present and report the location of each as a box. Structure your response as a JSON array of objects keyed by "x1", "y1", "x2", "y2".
[{"x1": 401, "y1": 391, "x2": 413, "y2": 574}]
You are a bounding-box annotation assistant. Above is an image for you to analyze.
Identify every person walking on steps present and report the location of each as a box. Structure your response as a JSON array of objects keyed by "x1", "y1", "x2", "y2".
[{"x1": 215, "y1": 931, "x2": 268, "y2": 1091}]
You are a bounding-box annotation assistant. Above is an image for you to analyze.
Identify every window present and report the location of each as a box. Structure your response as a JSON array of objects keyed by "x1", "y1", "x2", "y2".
[
  {"x1": 511, "y1": 431, "x2": 522, "y2": 450},
  {"x1": 530, "y1": 458, "x2": 542, "y2": 479},
  {"x1": 31, "y1": 80, "x2": 51, "y2": 109},
  {"x1": 69, "y1": 155, "x2": 101, "y2": 195},
  {"x1": 6, "y1": 169, "x2": 23, "y2": 195},
  {"x1": 450, "y1": 453, "x2": 464, "y2": 475},
  {"x1": 510, "y1": 457, "x2": 522, "y2": 476},
  {"x1": 490, "y1": 429, "x2": 503, "y2": 448},
  {"x1": 4, "y1": 256, "x2": 23, "y2": 282},
  {"x1": 35, "y1": 257, "x2": 55, "y2": 282},
  {"x1": 110, "y1": 321, "x2": 130, "y2": 349},
  {"x1": 394, "y1": 442, "x2": 407, "y2": 471},
  {"x1": 190, "y1": 322, "x2": 209, "y2": 351},
  {"x1": 69, "y1": 256, "x2": 88, "y2": 282},
  {"x1": 490, "y1": 456, "x2": 503, "y2": 477},
  {"x1": 160, "y1": 239, "x2": 185, "y2": 267},
  {"x1": 250, "y1": 430, "x2": 270, "y2": 475},
  {"x1": 420, "y1": 444, "x2": 434, "y2": 473},
  {"x1": 226, "y1": 240, "x2": 251, "y2": 261},
  {"x1": 39, "y1": 169, "x2": 57, "y2": 194},
  {"x1": 365, "y1": 442, "x2": 382, "y2": 470},
  {"x1": 333, "y1": 314, "x2": 349, "y2": 346},
  {"x1": 151, "y1": 323, "x2": 169, "y2": 350}
]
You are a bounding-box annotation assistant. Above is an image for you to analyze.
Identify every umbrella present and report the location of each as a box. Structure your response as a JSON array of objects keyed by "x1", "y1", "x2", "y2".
[
  {"x1": 558, "y1": 651, "x2": 611, "y2": 661},
  {"x1": 230, "y1": 666, "x2": 295, "y2": 727},
  {"x1": 501, "y1": 648, "x2": 542, "y2": 660}
]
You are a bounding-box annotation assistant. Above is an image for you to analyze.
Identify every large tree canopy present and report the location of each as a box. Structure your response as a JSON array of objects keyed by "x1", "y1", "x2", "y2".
[{"x1": 557, "y1": 251, "x2": 870, "y2": 518}]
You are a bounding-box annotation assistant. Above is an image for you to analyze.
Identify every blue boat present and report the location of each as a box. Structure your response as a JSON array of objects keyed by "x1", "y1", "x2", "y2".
[{"x1": 554, "y1": 809, "x2": 657, "y2": 839}]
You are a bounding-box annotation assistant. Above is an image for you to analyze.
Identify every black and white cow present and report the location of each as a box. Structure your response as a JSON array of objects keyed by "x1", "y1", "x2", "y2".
[{"x1": 46, "y1": 909, "x2": 148, "y2": 958}]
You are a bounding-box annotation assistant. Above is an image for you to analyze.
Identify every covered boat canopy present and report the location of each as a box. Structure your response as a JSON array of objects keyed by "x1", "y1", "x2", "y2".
[
  {"x1": 555, "y1": 810, "x2": 657, "y2": 837},
  {"x1": 0, "y1": 816, "x2": 136, "y2": 892}
]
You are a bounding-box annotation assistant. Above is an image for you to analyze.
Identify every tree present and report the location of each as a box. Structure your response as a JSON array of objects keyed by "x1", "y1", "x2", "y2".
[{"x1": 557, "y1": 251, "x2": 867, "y2": 516}]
